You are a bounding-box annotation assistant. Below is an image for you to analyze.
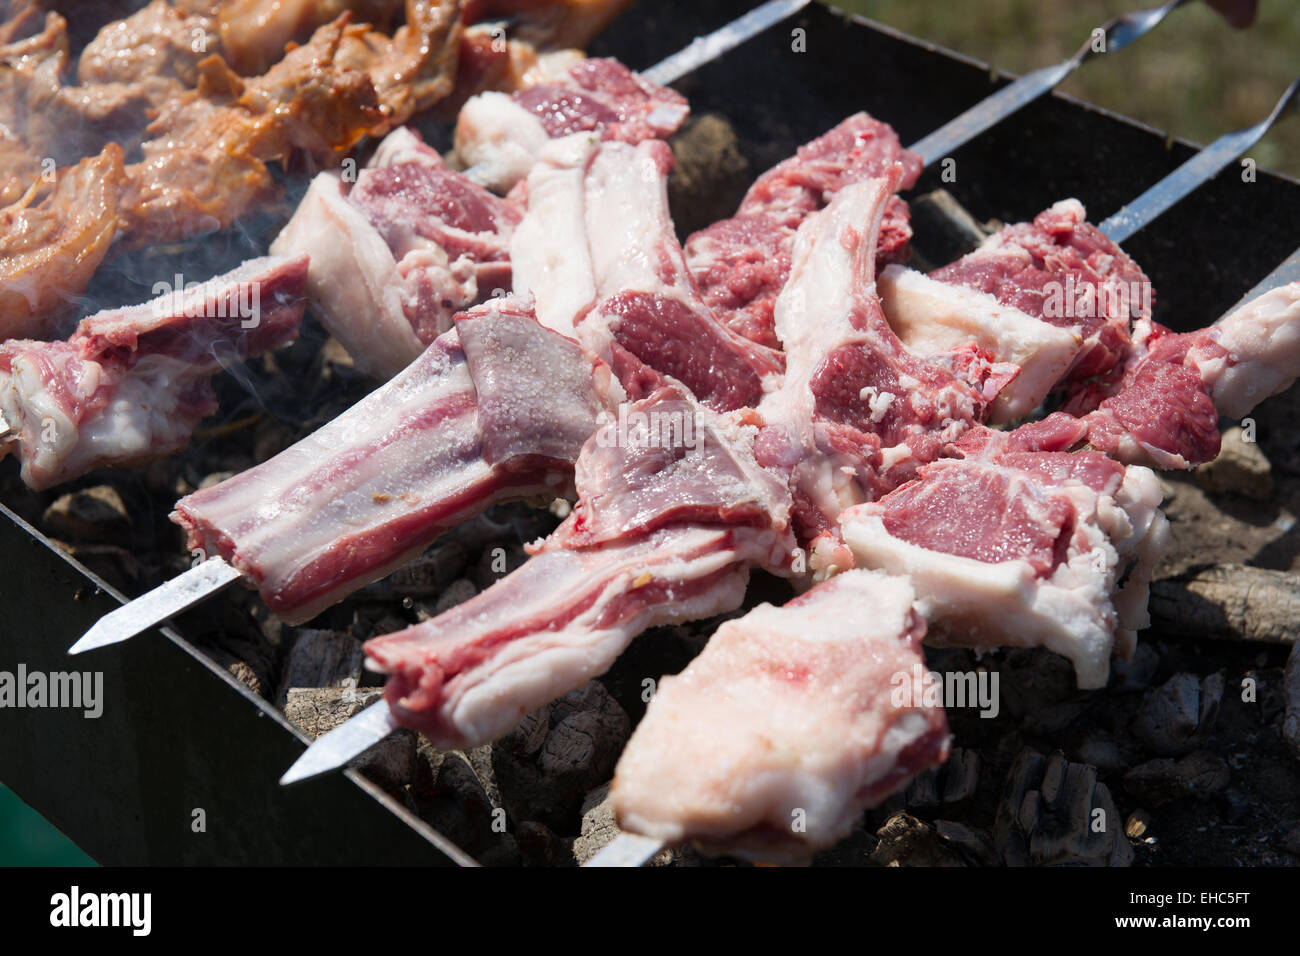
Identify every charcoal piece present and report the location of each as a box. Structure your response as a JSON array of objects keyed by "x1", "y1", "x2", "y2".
[
  {"x1": 1122, "y1": 752, "x2": 1231, "y2": 806},
  {"x1": 994, "y1": 750, "x2": 1133, "y2": 867},
  {"x1": 1132, "y1": 672, "x2": 1225, "y2": 756}
]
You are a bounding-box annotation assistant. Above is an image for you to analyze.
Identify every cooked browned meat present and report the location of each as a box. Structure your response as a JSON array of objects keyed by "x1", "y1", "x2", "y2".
[
  {"x1": 334, "y1": 0, "x2": 461, "y2": 127},
  {"x1": 1, "y1": 11, "x2": 156, "y2": 165},
  {"x1": 216, "y1": 0, "x2": 404, "y2": 74},
  {"x1": 0, "y1": 144, "x2": 125, "y2": 340},
  {"x1": 462, "y1": 0, "x2": 631, "y2": 50},
  {"x1": 119, "y1": 18, "x2": 384, "y2": 247},
  {"x1": 77, "y1": 0, "x2": 219, "y2": 101},
  {"x1": 0, "y1": 128, "x2": 42, "y2": 205}
]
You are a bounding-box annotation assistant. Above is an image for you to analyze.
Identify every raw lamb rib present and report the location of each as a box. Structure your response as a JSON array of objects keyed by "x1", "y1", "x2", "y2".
[
  {"x1": 611, "y1": 569, "x2": 950, "y2": 863},
  {"x1": 878, "y1": 199, "x2": 1152, "y2": 422},
  {"x1": 840, "y1": 448, "x2": 1168, "y2": 689},
  {"x1": 362, "y1": 386, "x2": 797, "y2": 749},
  {"x1": 685, "y1": 112, "x2": 923, "y2": 349},
  {"x1": 173, "y1": 294, "x2": 615, "y2": 624},
  {"x1": 0, "y1": 254, "x2": 307, "y2": 490},
  {"x1": 272, "y1": 127, "x2": 522, "y2": 379},
  {"x1": 511, "y1": 133, "x2": 782, "y2": 410},
  {"x1": 753, "y1": 172, "x2": 1016, "y2": 564},
  {"x1": 453, "y1": 56, "x2": 689, "y2": 192}
]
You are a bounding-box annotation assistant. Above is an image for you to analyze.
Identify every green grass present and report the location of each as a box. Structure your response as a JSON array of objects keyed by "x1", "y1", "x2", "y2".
[
  {"x1": 0, "y1": 783, "x2": 96, "y2": 867},
  {"x1": 837, "y1": 0, "x2": 1299, "y2": 177}
]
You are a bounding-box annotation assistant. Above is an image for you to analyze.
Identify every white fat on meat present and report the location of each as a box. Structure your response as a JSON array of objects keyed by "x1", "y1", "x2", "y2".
[
  {"x1": 365, "y1": 523, "x2": 783, "y2": 749},
  {"x1": 455, "y1": 91, "x2": 552, "y2": 193},
  {"x1": 1198, "y1": 282, "x2": 1300, "y2": 418},
  {"x1": 510, "y1": 133, "x2": 600, "y2": 339},
  {"x1": 878, "y1": 264, "x2": 1082, "y2": 423},
  {"x1": 840, "y1": 456, "x2": 1168, "y2": 689},
  {"x1": 612, "y1": 569, "x2": 950, "y2": 862},
  {"x1": 270, "y1": 172, "x2": 425, "y2": 378}
]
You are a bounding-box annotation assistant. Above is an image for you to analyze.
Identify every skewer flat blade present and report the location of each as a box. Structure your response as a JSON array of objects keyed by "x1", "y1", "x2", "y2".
[
  {"x1": 909, "y1": 61, "x2": 1077, "y2": 168},
  {"x1": 584, "y1": 832, "x2": 667, "y2": 868},
  {"x1": 67, "y1": 557, "x2": 242, "y2": 655},
  {"x1": 1101, "y1": 75, "x2": 1299, "y2": 244},
  {"x1": 641, "y1": 0, "x2": 812, "y2": 87},
  {"x1": 279, "y1": 699, "x2": 399, "y2": 786}
]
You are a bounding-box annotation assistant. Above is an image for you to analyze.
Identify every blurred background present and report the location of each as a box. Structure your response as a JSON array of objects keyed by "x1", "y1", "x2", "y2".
[{"x1": 841, "y1": 0, "x2": 1299, "y2": 177}]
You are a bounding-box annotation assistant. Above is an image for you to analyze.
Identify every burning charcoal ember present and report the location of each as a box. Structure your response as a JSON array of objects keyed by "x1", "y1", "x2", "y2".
[
  {"x1": 685, "y1": 113, "x2": 922, "y2": 350},
  {"x1": 572, "y1": 783, "x2": 619, "y2": 865},
  {"x1": 996, "y1": 649, "x2": 1098, "y2": 735},
  {"x1": 1284, "y1": 644, "x2": 1300, "y2": 762},
  {"x1": 869, "y1": 813, "x2": 967, "y2": 867},
  {"x1": 285, "y1": 686, "x2": 383, "y2": 738},
  {"x1": 411, "y1": 746, "x2": 514, "y2": 860},
  {"x1": 667, "y1": 114, "x2": 751, "y2": 236},
  {"x1": 515, "y1": 819, "x2": 569, "y2": 867},
  {"x1": 173, "y1": 294, "x2": 614, "y2": 624},
  {"x1": 0, "y1": 254, "x2": 308, "y2": 490},
  {"x1": 272, "y1": 127, "x2": 523, "y2": 379},
  {"x1": 900, "y1": 747, "x2": 980, "y2": 811},
  {"x1": 47, "y1": 542, "x2": 141, "y2": 594},
  {"x1": 612, "y1": 572, "x2": 950, "y2": 864},
  {"x1": 994, "y1": 750, "x2": 1133, "y2": 867},
  {"x1": 275, "y1": 629, "x2": 365, "y2": 707},
  {"x1": 42, "y1": 485, "x2": 131, "y2": 542},
  {"x1": 1122, "y1": 751, "x2": 1231, "y2": 806},
  {"x1": 1194, "y1": 425, "x2": 1274, "y2": 499},
  {"x1": 1150, "y1": 566, "x2": 1300, "y2": 646},
  {"x1": 489, "y1": 682, "x2": 630, "y2": 832},
  {"x1": 1131, "y1": 672, "x2": 1225, "y2": 757},
  {"x1": 453, "y1": 57, "x2": 689, "y2": 193}
]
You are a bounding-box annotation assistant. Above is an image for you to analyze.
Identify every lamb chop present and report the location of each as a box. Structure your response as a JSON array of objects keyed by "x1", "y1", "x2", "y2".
[
  {"x1": 0, "y1": 255, "x2": 308, "y2": 490},
  {"x1": 272, "y1": 126, "x2": 522, "y2": 379},
  {"x1": 173, "y1": 293, "x2": 614, "y2": 623},
  {"x1": 878, "y1": 199, "x2": 1153, "y2": 423},
  {"x1": 685, "y1": 112, "x2": 924, "y2": 349},
  {"x1": 452, "y1": 56, "x2": 689, "y2": 193},
  {"x1": 610, "y1": 569, "x2": 950, "y2": 864},
  {"x1": 167, "y1": 131, "x2": 770, "y2": 627}
]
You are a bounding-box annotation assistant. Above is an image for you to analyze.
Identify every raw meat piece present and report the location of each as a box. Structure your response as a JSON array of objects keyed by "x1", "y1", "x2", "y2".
[
  {"x1": 454, "y1": 57, "x2": 688, "y2": 192},
  {"x1": 512, "y1": 135, "x2": 782, "y2": 410},
  {"x1": 841, "y1": 451, "x2": 1169, "y2": 689},
  {"x1": 0, "y1": 255, "x2": 307, "y2": 490},
  {"x1": 612, "y1": 569, "x2": 950, "y2": 863},
  {"x1": 272, "y1": 127, "x2": 521, "y2": 378},
  {"x1": 755, "y1": 174, "x2": 1011, "y2": 555},
  {"x1": 173, "y1": 294, "x2": 615, "y2": 624},
  {"x1": 926, "y1": 199, "x2": 1152, "y2": 385},
  {"x1": 878, "y1": 264, "x2": 1081, "y2": 423},
  {"x1": 685, "y1": 113, "x2": 922, "y2": 348},
  {"x1": 362, "y1": 386, "x2": 797, "y2": 746}
]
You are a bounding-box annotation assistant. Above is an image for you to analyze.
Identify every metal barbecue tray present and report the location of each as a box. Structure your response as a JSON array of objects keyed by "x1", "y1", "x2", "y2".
[{"x1": 2, "y1": 0, "x2": 1297, "y2": 865}]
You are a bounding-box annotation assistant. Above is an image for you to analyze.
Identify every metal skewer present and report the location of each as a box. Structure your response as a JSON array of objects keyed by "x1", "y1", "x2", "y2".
[
  {"x1": 1100, "y1": 73, "x2": 1300, "y2": 242},
  {"x1": 909, "y1": 0, "x2": 1188, "y2": 166}
]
